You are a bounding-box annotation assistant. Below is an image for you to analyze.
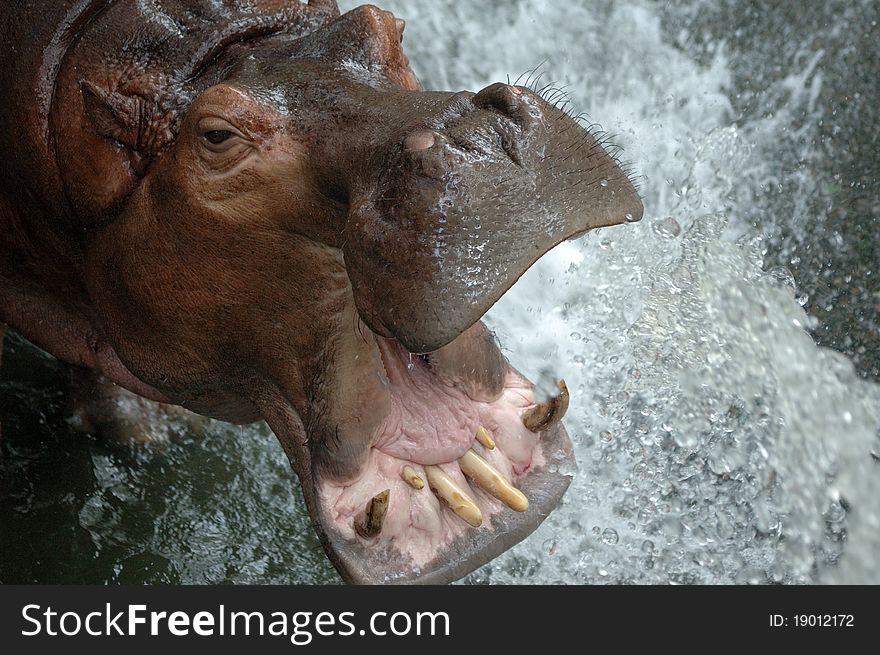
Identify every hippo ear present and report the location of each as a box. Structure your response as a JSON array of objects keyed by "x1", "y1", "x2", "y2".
[
  {"x1": 307, "y1": 0, "x2": 340, "y2": 17},
  {"x1": 81, "y1": 80, "x2": 143, "y2": 152}
]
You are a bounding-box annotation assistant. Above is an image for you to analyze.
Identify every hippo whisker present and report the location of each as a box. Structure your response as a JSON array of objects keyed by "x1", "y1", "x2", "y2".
[{"x1": 512, "y1": 57, "x2": 550, "y2": 89}]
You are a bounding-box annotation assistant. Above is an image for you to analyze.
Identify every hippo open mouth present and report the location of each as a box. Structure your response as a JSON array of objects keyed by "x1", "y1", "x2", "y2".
[
  {"x1": 310, "y1": 321, "x2": 574, "y2": 584},
  {"x1": 0, "y1": 0, "x2": 643, "y2": 585}
]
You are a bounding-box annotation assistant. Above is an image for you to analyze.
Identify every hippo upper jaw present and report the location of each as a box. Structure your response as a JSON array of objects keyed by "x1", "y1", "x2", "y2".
[{"x1": 342, "y1": 84, "x2": 644, "y2": 354}]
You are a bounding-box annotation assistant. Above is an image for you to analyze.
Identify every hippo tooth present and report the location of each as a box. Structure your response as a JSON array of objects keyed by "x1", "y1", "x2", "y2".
[
  {"x1": 423, "y1": 465, "x2": 483, "y2": 528},
  {"x1": 355, "y1": 489, "x2": 390, "y2": 539},
  {"x1": 475, "y1": 425, "x2": 496, "y2": 449},
  {"x1": 458, "y1": 449, "x2": 528, "y2": 513},
  {"x1": 522, "y1": 379, "x2": 570, "y2": 433},
  {"x1": 401, "y1": 465, "x2": 425, "y2": 490}
]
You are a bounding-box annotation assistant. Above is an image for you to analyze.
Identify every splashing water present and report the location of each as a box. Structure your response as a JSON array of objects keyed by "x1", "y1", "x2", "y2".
[{"x1": 1, "y1": 0, "x2": 877, "y2": 584}]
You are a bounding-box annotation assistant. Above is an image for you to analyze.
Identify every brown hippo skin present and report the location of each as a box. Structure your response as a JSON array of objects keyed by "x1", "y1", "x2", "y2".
[{"x1": 0, "y1": 0, "x2": 643, "y2": 584}]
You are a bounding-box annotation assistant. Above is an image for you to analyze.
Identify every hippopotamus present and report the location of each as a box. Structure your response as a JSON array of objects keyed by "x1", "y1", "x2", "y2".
[{"x1": 0, "y1": 0, "x2": 643, "y2": 584}]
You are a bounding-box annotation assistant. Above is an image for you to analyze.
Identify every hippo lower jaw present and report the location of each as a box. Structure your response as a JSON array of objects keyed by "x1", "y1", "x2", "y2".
[{"x1": 300, "y1": 319, "x2": 576, "y2": 585}]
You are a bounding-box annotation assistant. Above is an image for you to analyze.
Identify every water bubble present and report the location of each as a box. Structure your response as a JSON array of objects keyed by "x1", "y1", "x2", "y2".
[
  {"x1": 602, "y1": 528, "x2": 620, "y2": 545},
  {"x1": 715, "y1": 513, "x2": 735, "y2": 540},
  {"x1": 767, "y1": 266, "x2": 797, "y2": 292},
  {"x1": 637, "y1": 506, "x2": 655, "y2": 526},
  {"x1": 825, "y1": 501, "x2": 846, "y2": 524},
  {"x1": 770, "y1": 562, "x2": 786, "y2": 583},
  {"x1": 661, "y1": 516, "x2": 684, "y2": 543},
  {"x1": 674, "y1": 430, "x2": 700, "y2": 450},
  {"x1": 652, "y1": 216, "x2": 682, "y2": 239}
]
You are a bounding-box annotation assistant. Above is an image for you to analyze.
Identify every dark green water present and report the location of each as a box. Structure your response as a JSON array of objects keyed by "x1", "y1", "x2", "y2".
[{"x1": 0, "y1": 333, "x2": 339, "y2": 584}]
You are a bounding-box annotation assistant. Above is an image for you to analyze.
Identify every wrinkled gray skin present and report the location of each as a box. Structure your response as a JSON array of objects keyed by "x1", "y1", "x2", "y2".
[{"x1": 0, "y1": 0, "x2": 643, "y2": 583}]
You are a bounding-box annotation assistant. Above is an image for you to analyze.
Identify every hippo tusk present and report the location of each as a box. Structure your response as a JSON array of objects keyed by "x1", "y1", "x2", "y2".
[
  {"x1": 424, "y1": 465, "x2": 483, "y2": 527},
  {"x1": 354, "y1": 489, "x2": 390, "y2": 539},
  {"x1": 522, "y1": 379, "x2": 569, "y2": 432},
  {"x1": 401, "y1": 465, "x2": 425, "y2": 490},
  {"x1": 475, "y1": 425, "x2": 496, "y2": 449},
  {"x1": 458, "y1": 449, "x2": 528, "y2": 512}
]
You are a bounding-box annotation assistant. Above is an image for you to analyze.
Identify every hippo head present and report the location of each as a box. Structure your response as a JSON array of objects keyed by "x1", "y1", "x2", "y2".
[{"x1": 57, "y1": 2, "x2": 642, "y2": 583}]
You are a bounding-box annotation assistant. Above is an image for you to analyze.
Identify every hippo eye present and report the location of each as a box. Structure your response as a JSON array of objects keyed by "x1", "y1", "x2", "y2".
[{"x1": 203, "y1": 130, "x2": 233, "y2": 145}]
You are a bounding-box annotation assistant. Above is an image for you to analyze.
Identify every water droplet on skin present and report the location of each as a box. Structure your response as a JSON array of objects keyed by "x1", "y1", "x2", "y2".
[
  {"x1": 624, "y1": 212, "x2": 637, "y2": 222},
  {"x1": 599, "y1": 179, "x2": 609, "y2": 187},
  {"x1": 602, "y1": 528, "x2": 619, "y2": 545}
]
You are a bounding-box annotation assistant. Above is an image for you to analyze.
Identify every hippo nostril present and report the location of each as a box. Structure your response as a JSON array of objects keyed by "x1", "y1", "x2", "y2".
[
  {"x1": 395, "y1": 18, "x2": 405, "y2": 42},
  {"x1": 473, "y1": 82, "x2": 530, "y2": 129},
  {"x1": 404, "y1": 130, "x2": 436, "y2": 152}
]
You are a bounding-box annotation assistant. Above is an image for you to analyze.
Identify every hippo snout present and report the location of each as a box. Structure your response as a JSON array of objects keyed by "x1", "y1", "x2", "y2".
[{"x1": 343, "y1": 80, "x2": 642, "y2": 354}]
